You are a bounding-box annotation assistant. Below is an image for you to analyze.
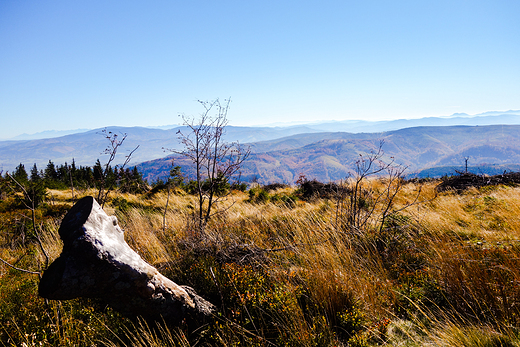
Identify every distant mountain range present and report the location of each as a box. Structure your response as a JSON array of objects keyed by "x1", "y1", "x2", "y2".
[
  {"x1": 8, "y1": 129, "x2": 92, "y2": 141},
  {"x1": 136, "y1": 124, "x2": 520, "y2": 184},
  {"x1": 6, "y1": 125, "x2": 181, "y2": 140},
  {"x1": 301, "y1": 110, "x2": 520, "y2": 133},
  {"x1": 0, "y1": 125, "x2": 323, "y2": 173},
  {"x1": 1, "y1": 111, "x2": 520, "y2": 183},
  {"x1": 4, "y1": 110, "x2": 520, "y2": 141}
]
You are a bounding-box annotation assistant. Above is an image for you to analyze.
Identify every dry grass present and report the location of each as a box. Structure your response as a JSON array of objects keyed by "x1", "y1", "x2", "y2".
[{"x1": 3, "y1": 179, "x2": 520, "y2": 345}]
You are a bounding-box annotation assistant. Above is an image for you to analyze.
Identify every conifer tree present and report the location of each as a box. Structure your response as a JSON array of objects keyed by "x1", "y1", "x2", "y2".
[
  {"x1": 13, "y1": 163, "x2": 28, "y2": 183},
  {"x1": 44, "y1": 160, "x2": 57, "y2": 181},
  {"x1": 30, "y1": 164, "x2": 41, "y2": 182}
]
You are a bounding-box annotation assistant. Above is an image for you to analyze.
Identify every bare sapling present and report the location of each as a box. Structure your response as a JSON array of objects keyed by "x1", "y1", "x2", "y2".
[
  {"x1": 335, "y1": 140, "x2": 424, "y2": 242},
  {"x1": 1, "y1": 173, "x2": 48, "y2": 275},
  {"x1": 96, "y1": 128, "x2": 139, "y2": 208},
  {"x1": 165, "y1": 98, "x2": 250, "y2": 235}
]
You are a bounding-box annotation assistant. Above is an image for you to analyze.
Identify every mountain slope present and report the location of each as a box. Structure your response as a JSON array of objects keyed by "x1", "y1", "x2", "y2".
[
  {"x1": 3, "y1": 119, "x2": 520, "y2": 183},
  {"x1": 3, "y1": 111, "x2": 519, "y2": 173},
  {"x1": 137, "y1": 125, "x2": 520, "y2": 184},
  {"x1": 0, "y1": 125, "x2": 323, "y2": 172}
]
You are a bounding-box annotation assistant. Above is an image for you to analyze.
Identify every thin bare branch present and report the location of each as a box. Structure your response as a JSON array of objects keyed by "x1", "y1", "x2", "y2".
[{"x1": 0, "y1": 256, "x2": 41, "y2": 275}]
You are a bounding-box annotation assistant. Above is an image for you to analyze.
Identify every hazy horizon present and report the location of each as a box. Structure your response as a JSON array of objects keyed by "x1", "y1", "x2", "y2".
[{"x1": 2, "y1": 109, "x2": 520, "y2": 141}]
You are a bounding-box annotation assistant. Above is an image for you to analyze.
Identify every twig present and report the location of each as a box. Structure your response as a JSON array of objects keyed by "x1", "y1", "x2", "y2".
[
  {"x1": 35, "y1": 224, "x2": 50, "y2": 269},
  {"x1": 210, "y1": 266, "x2": 226, "y2": 316},
  {"x1": 0, "y1": 256, "x2": 41, "y2": 275}
]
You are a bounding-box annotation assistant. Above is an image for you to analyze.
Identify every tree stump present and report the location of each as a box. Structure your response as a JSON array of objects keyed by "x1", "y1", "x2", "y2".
[{"x1": 39, "y1": 196, "x2": 214, "y2": 323}]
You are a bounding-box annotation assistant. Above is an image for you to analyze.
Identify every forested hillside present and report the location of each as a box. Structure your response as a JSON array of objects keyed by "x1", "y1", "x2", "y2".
[{"x1": 137, "y1": 125, "x2": 520, "y2": 184}]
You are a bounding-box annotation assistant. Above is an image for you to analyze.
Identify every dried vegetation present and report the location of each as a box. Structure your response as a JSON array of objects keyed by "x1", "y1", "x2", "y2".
[{"x1": 2, "y1": 177, "x2": 520, "y2": 346}]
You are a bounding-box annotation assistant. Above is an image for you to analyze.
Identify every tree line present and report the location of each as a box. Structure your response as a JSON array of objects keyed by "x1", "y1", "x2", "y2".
[{"x1": 0, "y1": 159, "x2": 147, "y2": 206}]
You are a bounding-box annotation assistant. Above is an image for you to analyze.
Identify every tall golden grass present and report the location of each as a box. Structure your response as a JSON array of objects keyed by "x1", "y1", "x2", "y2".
[{"x1": 2, "y1": 180, "x2": 520, "y2": 345}]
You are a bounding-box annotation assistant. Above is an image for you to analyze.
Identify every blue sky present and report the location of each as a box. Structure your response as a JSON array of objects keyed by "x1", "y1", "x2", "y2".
[{"x1": 1, "y1": 0, "x2": 519, "y2": 139}]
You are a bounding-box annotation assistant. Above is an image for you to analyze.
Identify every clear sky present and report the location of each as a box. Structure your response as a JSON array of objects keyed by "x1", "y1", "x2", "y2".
[{"x1": 1, "y1": 0, "x2": 519, "y2": 139}]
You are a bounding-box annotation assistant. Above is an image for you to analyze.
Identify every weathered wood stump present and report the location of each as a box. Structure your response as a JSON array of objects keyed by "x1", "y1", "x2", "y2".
[{"x1": 39, "y1": 196, "x2": 214, "y2": 323}]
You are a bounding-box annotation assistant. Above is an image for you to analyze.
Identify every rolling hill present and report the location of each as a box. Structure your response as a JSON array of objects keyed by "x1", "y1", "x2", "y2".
[
  {"x1": 0, "y1": 125, "x2": 321, "y2": 173},
  {"x1": 136, "y1": 125, "x2": 520, "y2": 184},
  {"x1": 2, "y1": 112, "x2": 520, "y2": 184}
]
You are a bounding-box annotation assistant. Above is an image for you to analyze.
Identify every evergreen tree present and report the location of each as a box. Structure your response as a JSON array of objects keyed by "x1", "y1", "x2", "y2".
[
  {"x1": 13, "y1": 163, "x2": 28, "y2": 183},
  {"x1": 44, "y1": 160, "x2": 57, "y2": 181},
  {"x1": 169, "y1": 165, "x2": 184, "y2": 188},
  {"x1": 93, "y1": 159, "x2": 103, "y2": 182},
  {"x1": 83, "y1": 166, "x2": 94, "y2": 188},
  {"x1": 7, "y1": 163, "x2": 46, "y2": 208},
  {"x1": 70, "y1": 159, "x2": 77, "y2": 183},
  {"x1": 0, "y1": 171, "x2": 7, "y2": 199},
  {"x1": 77, "y1": 165, "x2": 94, "y2": 189},
  {"x1": 27, "y1": 179, "x2": 47, "y2": 209},
  {"x1": 119, "y1": 166, "x2": 147, "y2": 194},
  {"x1": 30, "y1": 164, "x2": 41, "y2": 182},
  {"x1": 105, "y1": 165, "x2": 117, "y2": 189},
  {"x1": 57, "y1": 162, "x2": 68, "y2": 182}
]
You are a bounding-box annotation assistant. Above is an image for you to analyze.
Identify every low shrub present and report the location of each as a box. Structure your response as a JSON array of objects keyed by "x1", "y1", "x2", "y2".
[
  {"x1": 297, "y1": 179, "x2": 348, "y2": 200},
  {"x1": 248, "y1": 187, "x2": 270, "y2": 203},
  {"x1": 263, "y1": 183, "x2": 289, "y2": 192}
]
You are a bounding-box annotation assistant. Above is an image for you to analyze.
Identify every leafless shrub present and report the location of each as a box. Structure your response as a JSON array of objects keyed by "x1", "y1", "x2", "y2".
[
  {"x1": 165, "y1": 99, "x2": 250, "y2": 235},
  {"x1": 97, "y1": 128, "x2": 139, "y2": 208},
  {"x1": 335, "y1": 140, "x2": 424, "y2": 239}
]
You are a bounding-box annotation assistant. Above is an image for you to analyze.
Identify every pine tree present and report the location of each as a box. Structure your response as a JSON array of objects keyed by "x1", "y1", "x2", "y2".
[
  {"x1": 13, "y1": 163, "x2": 28, "y2": 183},
  {"x1": 44, "y1": 160, "x2": 57, "y2": 181},
  {"x1": 30, "y1": 164, "x2": 41, "y2": 182}
]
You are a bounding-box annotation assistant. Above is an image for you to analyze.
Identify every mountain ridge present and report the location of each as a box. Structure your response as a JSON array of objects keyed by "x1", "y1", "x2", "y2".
[
  {"x1": 2, "y1": 112, "x2": 520, "y2": 181},
  {"x1": 3, "y1": 110, "x2": 519, "y2": 141},
  {"x1": 136, "y1": 124, "x2": 520, "y2": 184}
]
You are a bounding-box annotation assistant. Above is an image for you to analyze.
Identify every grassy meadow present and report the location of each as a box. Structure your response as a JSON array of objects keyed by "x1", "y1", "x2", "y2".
[{"x1": 2, "y1": 178, "x2": 520, "y2": 346}]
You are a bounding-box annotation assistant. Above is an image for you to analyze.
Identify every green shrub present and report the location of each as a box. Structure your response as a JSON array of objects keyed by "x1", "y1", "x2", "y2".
[
  {"x1": 111, "y1": 196, "x2": 130, "y2": 212},
  {"x1": 270, "y1": 193, "x2": 298, "y2": 207},
  {"x1": 231, "y1": 182, "x2": 248, "y2": 192},
  {"x1": 248, "y1": 187, "x2": 270, "y2": 203}
]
